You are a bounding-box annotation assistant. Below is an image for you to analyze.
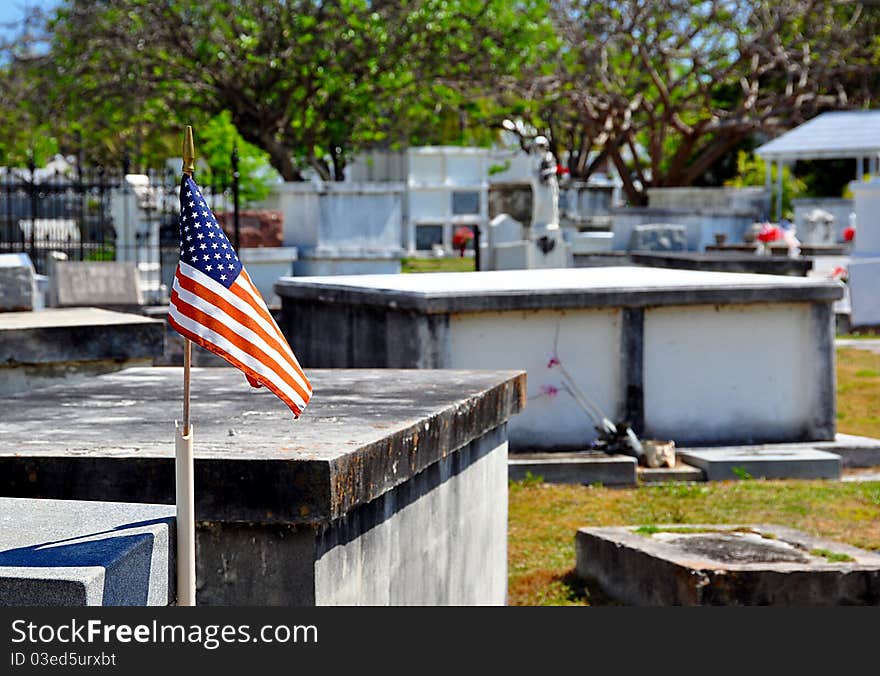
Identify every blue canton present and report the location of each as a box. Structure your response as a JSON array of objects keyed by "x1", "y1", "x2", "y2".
[{"x1": 178, "y1": 176, "x2": 242, "y2": 289}]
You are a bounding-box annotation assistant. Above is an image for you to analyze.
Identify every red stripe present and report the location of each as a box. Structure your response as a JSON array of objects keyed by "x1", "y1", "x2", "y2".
[
  {"x1": 174, "y1": 269, "x2": 309, "y2": 386},
  {"x1": 168, "y1": 313, "x2": 304, "y2": 417},
  {"x1": 231, "y1": 270, "x2": 278, "y2": 328},
  {"x1": 170, "y1": 290, "x2": 311, "y2": 406}
]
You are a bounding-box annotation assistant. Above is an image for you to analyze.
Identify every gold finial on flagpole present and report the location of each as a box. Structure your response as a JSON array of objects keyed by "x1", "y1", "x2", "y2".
[{"x1": 182, "y1": 125, "x2": 195, "y2": 176}]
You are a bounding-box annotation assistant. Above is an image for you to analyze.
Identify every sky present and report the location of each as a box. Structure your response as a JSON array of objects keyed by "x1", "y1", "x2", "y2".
[{"x1": 0, "y1": 0, "x2": 58, "y2": 41}]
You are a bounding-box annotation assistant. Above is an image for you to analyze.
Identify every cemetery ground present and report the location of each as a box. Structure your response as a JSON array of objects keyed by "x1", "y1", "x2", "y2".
[{"x1": 508, "y1": 346, "x2": 880, "y2": 606}]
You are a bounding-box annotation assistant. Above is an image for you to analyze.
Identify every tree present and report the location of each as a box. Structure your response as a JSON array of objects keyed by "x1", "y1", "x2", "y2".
[
  {"x1": 7, "y1": 0, "x2": 550, "y2": 181},
  {"x1": 513, "y1": 1, "x2": 880, "y2": 205}
]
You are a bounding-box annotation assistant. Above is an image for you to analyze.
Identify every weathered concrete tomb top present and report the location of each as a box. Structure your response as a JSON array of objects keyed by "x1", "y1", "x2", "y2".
[
  {"x1": 275, "y1": 266, "x2": 844, "y2": 313},
  {"x1": 576, "y1": 525, "x2": 880, "y2": 606},
  {"x1": 0, "y1": 367, "x2": 525, "y2": 526},
  {"x1": 0, "y1": 307, "x2": 163, "y2": 365}
]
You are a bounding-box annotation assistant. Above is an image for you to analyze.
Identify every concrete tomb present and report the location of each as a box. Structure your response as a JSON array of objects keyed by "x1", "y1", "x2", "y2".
[
  {"x1": 576, "y1": 525, "x2": 880, "y2": 605},
  {"x1": 0, "y1": 497, "x2": 175, "y2": 606},
  {"x1": 276, "y1": 266, "x2": 843, "y2": 449},
  {"x1": 0, "y1": 367, "x2": 525, "y2": 605},
  {"x1": 0, "y1": 307, "x2": 164, "y2": 394}
]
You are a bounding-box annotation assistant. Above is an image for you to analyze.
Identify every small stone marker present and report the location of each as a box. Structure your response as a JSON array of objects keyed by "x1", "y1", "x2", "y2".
[
  {"x1": 51, "y1": 261, "x2": 143, "y2": 308},
  {"x1": 576, "y1": 524, "x2": 880, "y2": 605},
  {"x1": 628, "y1": 223, "x2": 688, "y2": 251},
  {"x1": 0, "y1": 253, "x2": 36, "y2": 312}
]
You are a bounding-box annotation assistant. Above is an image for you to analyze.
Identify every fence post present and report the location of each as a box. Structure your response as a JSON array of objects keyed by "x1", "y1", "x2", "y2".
[
  {"x1": 76, "y1": 131, "x2": 85, "y2": 262},
  {"x1": 27, "y1": 153, "x2": 37, "y2": 266},
  {"x1": 231, "y1": 145, "x2": 240, "y2": 252}
]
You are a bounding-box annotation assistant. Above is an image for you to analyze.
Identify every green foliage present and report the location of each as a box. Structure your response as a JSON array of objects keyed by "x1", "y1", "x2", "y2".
[
  {"x1": 5, "y1": 0, "x2": 552, "y2": 181},
  {"x1": 197, "y1": 111, "x2": 280, "y2": 206},
  {"x1": 725, "y1": 152, "x2": 805, "y2": 219}
]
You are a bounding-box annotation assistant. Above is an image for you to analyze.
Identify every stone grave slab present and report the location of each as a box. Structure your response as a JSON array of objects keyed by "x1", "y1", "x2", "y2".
[
  {"x1": 576, "y1": 524, "x2": 880, "y2": 605},
  {"x1": 677, "y1": 447, "x2": 841, "y2": 480},
  {"x1": 50, "y1": 260, "x2": 143, "y2": 308},
  {"x1": 0, "y1": 497, "x2": 175, "y2": 606},
  {"x1": 508, "y1": 451, "x2": 636, "y2": 486}
]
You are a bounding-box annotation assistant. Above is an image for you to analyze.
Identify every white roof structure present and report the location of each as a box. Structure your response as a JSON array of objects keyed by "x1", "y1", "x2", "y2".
[{"x1": 755, "y1": 110, "x2": 880, "y2": 162}]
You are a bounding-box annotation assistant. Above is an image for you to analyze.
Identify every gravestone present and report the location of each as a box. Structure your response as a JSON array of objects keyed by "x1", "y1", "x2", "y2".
[
  {"x1": 50, "y1": 261, "x2": 143, "y2": 308},
  {"x1": 628, "y1": 224, "x2": 688, "y2": 252},
  {"x1": 0, "y1": 253, "x2": 36, "y2": 312}
]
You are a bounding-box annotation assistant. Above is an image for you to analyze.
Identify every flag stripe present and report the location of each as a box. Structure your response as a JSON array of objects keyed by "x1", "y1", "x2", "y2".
[
  {"x1": 170, "y1": 281, "x2": 311, "y2": 406},
  {"x1": 173, "y1": 268, "x2": 309, "y2": 386},
  {"x1": 177, "y1": 262, "x2": 279, "y2": 343},
  {"x1": 168, "y1": 302, "x2": 308, "y2": 414},
  {"x1": 168, "y1": 310, "x2": 304, "y2": 415}
]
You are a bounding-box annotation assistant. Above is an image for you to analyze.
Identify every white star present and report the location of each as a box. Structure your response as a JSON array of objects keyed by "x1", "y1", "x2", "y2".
[
  {"x1": 194, "y1": 222, "x2": 201, "y2": 229},
  {"x1": 182, "y1": 214, "x2": 188, "y2": 221},
  {"x1": 211, "y1": 243, "x2": 218, "y2": 249},
  {"x1": 225, "y1": 253, "x2": 231, "y2": 259},
  {"x1": 200, "y1": 243, "x2": 207, "y2": 250},
  {"x1": 188, "y1": 200, "x2": 194, "y2": 207},
  {"x1": 186, "y1": 190, "x2": 192, "y2": 197},
  {"x1": 208, "y1": 232, "x2": 216, "y2": 238},
  {"x1": 217, "y1": 263, "x2": 224, "y2": 270},
  {"x1": 220, "y1": 274, "x2": 227, "y2": 281},
  {"x1": 197, "y1": 233, "x2": 204, "y2": 240},
  {"x1": 221, "y1": 243, "x2": 228, "y2": 249},
  {"x1": 201, "y1": 210, "x2": 209, "y2": 217},
  {"x1": 186, "y1": 235, "x2": 192, "y2": 241},
  {"x1": 203, "y1": 255, "x2": 210, "y2": 261},
  {"x1": 214, "y1": 253, "x2": 221, "y2": 259},
  {"x1": 188, "y1": 246, "x2": 195, "y2": 252},
  {"x1": 206, "y1": 265, "x2": 213, "y2": 271}
]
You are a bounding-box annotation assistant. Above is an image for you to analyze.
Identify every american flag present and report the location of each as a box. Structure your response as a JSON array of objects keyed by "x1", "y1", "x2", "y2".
[{"x1": 168, "y1": 176, "x2": 312, "y2": 416}]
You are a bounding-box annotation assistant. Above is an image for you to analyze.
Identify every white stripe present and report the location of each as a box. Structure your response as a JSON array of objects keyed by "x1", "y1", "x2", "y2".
[
  {"x1": 232, "y1": 275, "x2": 300, "y2": 364},
  {"x1": 169, "y1": 303, "x2": 309, "y2": 411},
  {"x1": 177, "y1": 261, "x2": 283, "y2": 348},
  {"x1": 171, "y1": 277, "x2": 306, "y2": 389}
]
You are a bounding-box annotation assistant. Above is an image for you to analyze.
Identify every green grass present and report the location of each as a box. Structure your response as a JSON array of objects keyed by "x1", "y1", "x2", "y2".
[
  {"x1": 401, "y1": 256, "x2": 475, "y2": 273},
  {"x1": 809, "y1": 548, "x2": 855, "y2": 563},
  {"x1": 507, "y1": 347, "x2": 880, "y2": 605}
]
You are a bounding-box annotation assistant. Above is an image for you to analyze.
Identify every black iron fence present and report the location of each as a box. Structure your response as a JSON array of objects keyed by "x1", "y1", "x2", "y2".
[{"x1": 0, "y1": 160, "x2": 239, "y2": 292}]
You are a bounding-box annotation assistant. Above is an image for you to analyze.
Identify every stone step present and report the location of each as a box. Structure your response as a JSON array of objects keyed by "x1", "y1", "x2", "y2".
[
  {"x1": 508, "y1": 451, "x2": 637, "y2": 486},
  {"x1": 0, "y1": 498, "x2": 175, "y2": 606},
  {"x1": 677, "y1": 447, "x2": 841, "y2": 481},
  {"x1": 637, "y1": 464, "x2": 705, "y2": 484},
  {"x1": 508, "y1": 432, "x2": 880, "y2": 485}
]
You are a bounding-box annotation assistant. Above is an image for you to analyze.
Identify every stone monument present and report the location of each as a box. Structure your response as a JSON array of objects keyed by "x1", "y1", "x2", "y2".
[{"x1": 484, "y1": 137, "x2": 572, "y2": 270}]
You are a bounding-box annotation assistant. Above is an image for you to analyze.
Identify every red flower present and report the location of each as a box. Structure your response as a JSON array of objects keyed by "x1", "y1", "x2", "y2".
[
  {"x1": 757, "y1": 224, "x2": 782, "y2": 242},
  {"x1": 452, "y1": 227, "x2": 474, "y2": 257}
]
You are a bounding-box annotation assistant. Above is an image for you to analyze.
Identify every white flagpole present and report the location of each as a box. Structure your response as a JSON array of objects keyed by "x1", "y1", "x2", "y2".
[{"x1": 175, "y1": 126, "x2": 197, "y2": 607}]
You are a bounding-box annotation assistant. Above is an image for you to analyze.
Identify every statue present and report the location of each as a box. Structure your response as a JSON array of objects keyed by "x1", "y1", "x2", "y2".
[{"x1": 530, "y1": 135, "x2": 559, "y2": 232}]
